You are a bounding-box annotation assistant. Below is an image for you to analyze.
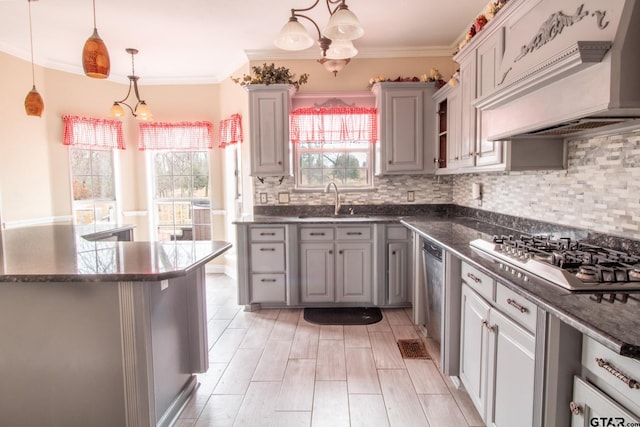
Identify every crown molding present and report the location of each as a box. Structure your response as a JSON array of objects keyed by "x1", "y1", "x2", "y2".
[{"x1": 245, "y1": 44, "x2": 458, "y2": 61}]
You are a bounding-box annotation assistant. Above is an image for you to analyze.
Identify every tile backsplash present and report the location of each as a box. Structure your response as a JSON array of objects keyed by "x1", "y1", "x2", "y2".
[
  {"x1": 453, "y1": 128, "x2": 640, "y2": 239},
  {"x1": 253, "y1": 174, "x2": 453, "y2": 206},
  {"x1": 253, "y1": 127, "x2": 640, "y2": 239}
]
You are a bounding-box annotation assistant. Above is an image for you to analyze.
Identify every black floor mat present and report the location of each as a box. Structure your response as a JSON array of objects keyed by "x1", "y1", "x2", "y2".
[{"x1": 303, "y1": 307, "x2": 382, "y2": 325}]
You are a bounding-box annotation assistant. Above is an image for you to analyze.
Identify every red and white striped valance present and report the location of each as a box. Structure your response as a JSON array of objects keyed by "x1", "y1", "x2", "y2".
[
  {"x1": 290, "y1": 106, "x2": 377, "y2": 144},
  {"x1": 138, "y1": 121, "x2": 213, "y2": 150},
  {"x1": 62, "y1": 115, "x2": 125, "y2": 150},
  {"x1": 218, "y1": 114, "x2": 243, "y2": 148}
]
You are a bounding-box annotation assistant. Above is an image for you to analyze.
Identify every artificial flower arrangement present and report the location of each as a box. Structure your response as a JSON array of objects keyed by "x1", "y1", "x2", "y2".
[
  {"x1": 368, "y1": 68, "x2": 446, "y2": 89},
  {"x1": 455, "y1": 0, "x2": 511, "y2": 54},
  {"x1": 232, "y1": 63, "x2": 309, "y2": 90}
]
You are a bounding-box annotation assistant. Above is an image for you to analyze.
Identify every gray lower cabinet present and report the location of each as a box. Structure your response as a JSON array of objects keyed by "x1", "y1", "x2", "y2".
[
  {"x1": 237, "y1": 225, "x2": 288, "y2": 305},
  {"x1": 299, "y1": 225, "x2": 373, "y2": 304},
  {"x1": 459, "y1": 262, "x2": 537, "y2": 426},
  {"x1": 386, "y1": 224, "x2": 411, "y2": 305}
]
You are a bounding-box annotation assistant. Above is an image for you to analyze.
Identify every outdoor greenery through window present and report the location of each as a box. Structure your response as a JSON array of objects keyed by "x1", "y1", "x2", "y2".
[
  {"x1": 151, "y1": 151, "x2": 211, "y2": 241},
  {"x1": 296, "y1": 141, "x2": 372, "y2": 188},
  {"x1": 70, "y1": 147, "x2": 117, "y2": 224}
]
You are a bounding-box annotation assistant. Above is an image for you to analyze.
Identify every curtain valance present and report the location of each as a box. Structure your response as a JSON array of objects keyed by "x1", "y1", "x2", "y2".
[
  {"x1": 218, "y1": 114, "x2": 243, "y2": 148},
  {"x1": 138, "y1": 121, "x2": 213, "y2": 150},
  {"x1": 62, "y1": 115, "x2": 125, "y2": 150},
  {"x1": 290, "y1": 106, "x2": 377, "y2": 144}
]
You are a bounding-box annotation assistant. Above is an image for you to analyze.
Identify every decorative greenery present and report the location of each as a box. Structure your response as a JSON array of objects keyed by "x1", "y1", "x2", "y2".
[
  {"x1": 232, "y1": 63, "x2": 309, "y2": 90},
  {"x1": 368, "y1": 68, "x2": 446, "y2": 89}
]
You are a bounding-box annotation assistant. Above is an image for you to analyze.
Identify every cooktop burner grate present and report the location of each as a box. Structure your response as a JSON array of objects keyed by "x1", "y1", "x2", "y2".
[{"x1": 470, "y1": 235, "x2": 640, "y2": 292}]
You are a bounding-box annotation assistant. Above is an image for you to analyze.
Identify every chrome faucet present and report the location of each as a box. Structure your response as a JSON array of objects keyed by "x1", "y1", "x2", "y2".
[{"x1": 324, "y1": 182, "x2": 341, "y2": 215}]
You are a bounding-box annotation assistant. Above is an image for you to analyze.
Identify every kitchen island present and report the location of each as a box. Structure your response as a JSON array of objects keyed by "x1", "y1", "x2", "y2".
[{"x1": 0, "y1": 224, "x2": 231, "y2": 427}]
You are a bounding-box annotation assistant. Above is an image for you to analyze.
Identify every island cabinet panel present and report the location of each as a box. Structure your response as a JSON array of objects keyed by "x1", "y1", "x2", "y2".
[
  {"x1": 300, "y1": 242, "x2": 335, "y2": 303},
  {"x1": 0, "y1": 270, "x2": 210, "y2": 427}
]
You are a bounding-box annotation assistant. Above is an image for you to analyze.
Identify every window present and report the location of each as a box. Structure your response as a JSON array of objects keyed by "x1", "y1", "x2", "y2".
[
  {"x1": 70, "y1": 148, "x2": 117, "y2": 224},
  {"x1": 63, "y1": 115, "x2": 124, "y2": 225},
  {"x1": 150, "y1": 150, "x2": 211, "y2": 241},
  {"x1": 290, "y1": 106, "x2": 377, "y2": 189},
  {"x1": 140, "y1": 121, "x2": 213, "y2": 241}
]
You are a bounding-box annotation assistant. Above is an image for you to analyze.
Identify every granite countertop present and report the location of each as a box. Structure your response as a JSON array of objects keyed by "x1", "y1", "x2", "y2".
[
  {"x1": 234, "y1": 214, "x2": 399, "y2": 224},
  {"x1": 401, "y1": 217, "x2": 640, "y2": 360},
  {"x1": 0, "y1": 224, "x2": 231, "y2": 282}
]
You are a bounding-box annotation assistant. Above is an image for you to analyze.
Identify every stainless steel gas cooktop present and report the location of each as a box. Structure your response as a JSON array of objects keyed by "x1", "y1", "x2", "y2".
[{"x1": 470, "y1": 235, "x2": 640, "y2": 292}]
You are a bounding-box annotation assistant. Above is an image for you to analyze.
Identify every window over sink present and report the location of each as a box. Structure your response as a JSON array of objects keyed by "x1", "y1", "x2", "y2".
[{"x1": 290, "y1": 106, "x2": 377, "y2": 190}]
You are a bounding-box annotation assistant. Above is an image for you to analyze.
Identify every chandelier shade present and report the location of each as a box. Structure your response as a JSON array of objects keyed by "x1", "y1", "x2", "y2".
[
  {"x1": 274, "y1": 17, "x2": 315, "y2": 51},
  {"x1": 317, "y1": 58, "x2": 350, "y2": 77},
  {"x1": 322, "y1": 5, "x2": 364, "y2": 41},
  {"x1": 325, "y1": 39, "x2": 357, "y2": 59},
  {"x1": 82, "y1": 0, "x2": 110, "y2": 78},
  {"x1": 110, "y1": 48, "x2": 153, "y2": 121}
]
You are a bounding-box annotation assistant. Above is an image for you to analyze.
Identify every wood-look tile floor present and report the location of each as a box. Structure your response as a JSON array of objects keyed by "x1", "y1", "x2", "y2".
[{"x1": 175, "y1": 274, "x2": 485, "y2": 427}]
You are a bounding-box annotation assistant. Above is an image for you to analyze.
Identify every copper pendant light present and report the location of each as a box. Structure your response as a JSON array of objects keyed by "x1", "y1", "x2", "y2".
[
  {"x1": 82, "y1": 0, "x2": 110, "y2": 78},
  {"x1": 24, "y1": 0, "x2": 43, "y2": 117}
]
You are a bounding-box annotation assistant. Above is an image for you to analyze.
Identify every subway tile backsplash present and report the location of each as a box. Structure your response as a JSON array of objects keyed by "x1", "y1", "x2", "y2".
[{"x1": 253, "y1": 128, "x2": 640, "y2": 240}]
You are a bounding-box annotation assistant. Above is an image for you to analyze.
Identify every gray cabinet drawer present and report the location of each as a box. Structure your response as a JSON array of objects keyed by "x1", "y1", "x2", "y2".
[
  {"x1": 251, "y1": 274, "x2": 286, "y2": 303},
  {"x1": 336, "y1": 226, "x2": 372, "y2": 240},
  {"x1": 461, "y1": 261, "x2": 495, "y2": 302},
  {"x1": 495, "y1": 283, "x2": 537, "y2": 333},
  {"x1": 250, "y1": 227, "x2": 285, "y2": 241},
  {"x1": 251, "y1": 243, "x2": 285, "y2": 272},
  {"x1": 582, "y1": 335, "x2": 640, "y2": 414},
  {"x1": 300, "y1": 227, "x2": 334, "y2": 241}
]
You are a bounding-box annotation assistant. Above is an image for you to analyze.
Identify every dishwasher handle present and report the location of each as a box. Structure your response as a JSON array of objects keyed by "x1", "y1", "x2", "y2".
[{"x1": 422, "y1": 241, "x2": 443, "y2": 261}]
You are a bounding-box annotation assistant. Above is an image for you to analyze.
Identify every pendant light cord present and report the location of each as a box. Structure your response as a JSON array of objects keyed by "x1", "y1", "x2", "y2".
[
  {"x1": 92, "y1": 0, "x2": 97, "y2": 29},
  {"x1": 27, "y1": 0, "x2": 35, "y2": 87}
]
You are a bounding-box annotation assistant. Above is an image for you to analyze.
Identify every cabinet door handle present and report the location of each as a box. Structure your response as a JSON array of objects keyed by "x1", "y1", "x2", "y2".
[
  {"x1": 260, "y1": 278, "x2": 277, "y2": 283},
  {"x1": 329, "y1": 250, "x2": 333, "y2": 255},
  {"x1": 481, "y1": 319, "x2": 495, "y2": 333},
  {"x1": 339, "y1": 250, "x2": 343, "y2": 255},
  {"x1": 310, "y1": 232, "x2": 326, "y2": 236},
  {"x1": 569, "y1": 401, "x2": 582, "y2": 415},
  {"x1": 260, "y1": 232, "x2": 276, "y2": 236},
  {"x1": 346, "y1": 232, "x2": 362, "y2": 236},
  {"x1": 466, "y1": 272, "x2": 481, "y2": 284},
  {"x1": 260, "y1": 248, "x2": 276, "y2": 252},
  {"x1": 388, "y1": 160, "x2": 392, "y2": 164},
  {"x1": 595, "y1": 358, "x2": 640, "y2": 389},
  {"x1": 392, "y1": 251, "x2": 396, "y2": 255},
  {"x1": 277, "y1": 161, "x2": 282, "y2": 165},
  {"x1": 506, "y1": 298, "x2": 528, "y2": 313}
]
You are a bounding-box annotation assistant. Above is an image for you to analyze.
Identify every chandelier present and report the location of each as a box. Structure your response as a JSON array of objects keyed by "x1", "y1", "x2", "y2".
[
  {"x1": 274, "y1": 0, "x2": 363, "y2": 76},
  {"x1": 109, "y1": 48, "x2": 152, "y2": 121}
]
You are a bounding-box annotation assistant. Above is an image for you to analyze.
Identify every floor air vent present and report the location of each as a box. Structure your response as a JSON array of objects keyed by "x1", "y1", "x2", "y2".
[{"x1": 397, "y1": 339, "x2": 431, "y2": 359}]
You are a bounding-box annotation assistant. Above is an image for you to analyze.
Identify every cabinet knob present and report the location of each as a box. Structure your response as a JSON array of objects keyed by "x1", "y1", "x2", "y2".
[
  {"x1": 277, "y1": 161, "x2": 282, "y2": 165},
  {"x1": 339, "y1": 250, "x2": 343, "y2": 255},
  {"x1": 469, "y1": 152, "x2": 473, "y2": 156},
  {"x1": 329, "y1": 250, "x2": 333, "y2": 255},
  {"x1": 433, "y1": 158, "x2": 437, "y2": 163},
  {"x1": 388, "y1": 160, "x2": 392, "y2": 164},
  {"x1": 392, "y1": 251, "x2": 396, "y2": 255},
  {"x1": 569, "y1": 401, "x2": 582, "y2": 416},
  {"x1": 455, "y1": 156, "x2": 459, "y2": 160}
]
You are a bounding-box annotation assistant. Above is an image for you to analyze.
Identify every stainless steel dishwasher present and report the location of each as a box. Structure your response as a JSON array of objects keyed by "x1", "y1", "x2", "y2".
[{"x1": 422, "y1": 239, "x2": 461, "y2": 377}]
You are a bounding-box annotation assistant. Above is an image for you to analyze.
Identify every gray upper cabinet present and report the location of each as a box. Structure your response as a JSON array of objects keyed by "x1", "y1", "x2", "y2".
[
  {"x1": 246, "y1": 84, "x2": 294, "y2": 177},
  {"x1": 372, "y1": 82, "x2": 437, "y2": 175}
]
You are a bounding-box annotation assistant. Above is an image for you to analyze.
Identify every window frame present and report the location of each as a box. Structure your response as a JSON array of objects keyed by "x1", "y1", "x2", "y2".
[
  {"x1": 146, "y1": 149, "x2": 212, "y2": 241},
  {"x1": 293, "y1": 140, "x2": 374, "y2": 190},
  {"x1": 68, "y1": 146, "x2": 121, "y2": 225}
]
